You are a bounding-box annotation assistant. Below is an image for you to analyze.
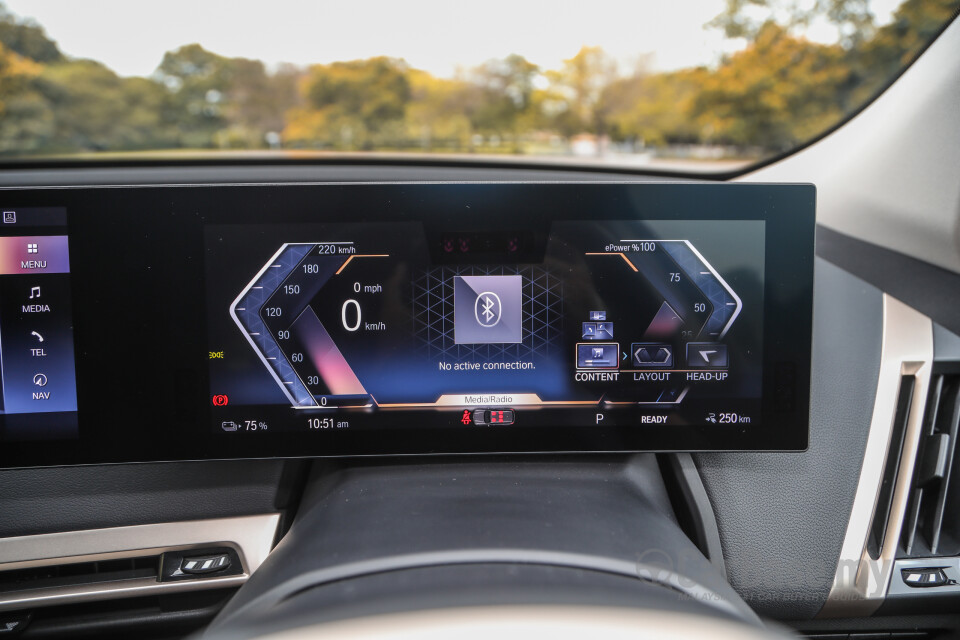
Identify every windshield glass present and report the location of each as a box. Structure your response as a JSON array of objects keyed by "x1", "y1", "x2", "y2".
[{"x1": 0, "y1": 0, "x2": 957, "y2": 171}]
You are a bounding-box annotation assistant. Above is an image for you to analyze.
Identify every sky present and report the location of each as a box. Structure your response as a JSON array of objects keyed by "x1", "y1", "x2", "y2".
[{"x1": 4, "y1": 0, "x2": 904, "y2": 78}]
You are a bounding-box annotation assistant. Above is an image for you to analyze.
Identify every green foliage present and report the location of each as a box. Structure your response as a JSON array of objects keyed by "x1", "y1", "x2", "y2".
[
  {"x1": 707, "y1": 0, "x2": 877, "y2": 47},
  {"x1": 0, "y1": 3, "x2": 62, "y2": 63},
  {"x1": 0, "y1": 41, "x2": 51, "y2": 152},
  {"x1": 544, "y1": 46, "x2": 618, "y2": 136},
  {"x1": 38, "y1": 60, "x2": 170, "y2": 151},
  {"x1": 691, "y1": 23, "x2": 852, "y2": 149},
  {"x1": 468, "y1": 54, "x2": 539, "y2": 138},
  {"x1": 602, "y1": 68, "x2": 709, "y2": 146},
  {"x1": 284, "y1": 57, "x2": 410, "y2": 149},
  {"x1": 851, "y1": 0, "x2": 960, "y2": 100}
]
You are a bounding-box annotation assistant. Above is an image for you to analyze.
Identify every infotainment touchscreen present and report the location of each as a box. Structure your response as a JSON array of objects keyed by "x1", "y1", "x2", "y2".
[
  {"x1": 0, "y1": 182, "x2": 814, "y2": 467},
  {"x1": 0, "y1": 207, "x2": 78, "y2": 445}
]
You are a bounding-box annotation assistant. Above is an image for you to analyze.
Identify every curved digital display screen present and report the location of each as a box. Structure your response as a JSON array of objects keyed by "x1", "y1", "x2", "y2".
[
  {"x1": 0, "y1": 182, "x2": 814, "y2": 467},
  {"x1": 207, "y1": 220, "x2": 765, "y2": 435}
]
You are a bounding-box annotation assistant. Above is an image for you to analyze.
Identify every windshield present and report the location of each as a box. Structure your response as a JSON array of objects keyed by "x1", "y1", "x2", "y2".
[{"x1": 0, "y1": 0, "x2": 957, "y2": 172}]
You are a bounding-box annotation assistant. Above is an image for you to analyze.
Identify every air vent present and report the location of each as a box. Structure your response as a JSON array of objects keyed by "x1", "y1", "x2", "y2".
[
  {"x1": 0, "y1": 556, "x2": 160, "y2": 594},
  {"x1": 899, "y1": 369, "x2": 960, "y2": 558},
  {"x1": 867, "y1": 375, "x2": 915, "y2": 558},
  {"x1": 0, "y1": 514, "x2": 277, "y2": 613}
]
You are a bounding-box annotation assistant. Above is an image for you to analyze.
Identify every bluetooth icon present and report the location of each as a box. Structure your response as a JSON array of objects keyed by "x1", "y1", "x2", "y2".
[
  {"x1": 475, "y1": 291, "x2": 501, "y2": 327},
  {"x1": 482, "y1": 297, "x2": 495, "y2": 322}
]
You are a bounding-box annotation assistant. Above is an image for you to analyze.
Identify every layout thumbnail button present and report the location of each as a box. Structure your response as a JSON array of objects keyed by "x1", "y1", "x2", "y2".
[
  {"x1": 686, "y1": 343, "x2": 729, "y2": 368},
  {"x1": 582, "y1": 322, "x2": 613, "y2": 340},
  {"x1": 631, "y1": 343, "x2": 673, "y2": 368},
  {"x1": 582, "y1": 322, "x2": 597, "y2": 339}
]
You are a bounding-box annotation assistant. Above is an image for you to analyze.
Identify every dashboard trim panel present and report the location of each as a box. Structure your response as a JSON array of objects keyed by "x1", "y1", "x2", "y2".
[
  {"x1": 820, "y1": 294, "x2": 933, "y2": 616},
  {"x1": 0, "y1": 513, "x2": 280, "y2": 612}
]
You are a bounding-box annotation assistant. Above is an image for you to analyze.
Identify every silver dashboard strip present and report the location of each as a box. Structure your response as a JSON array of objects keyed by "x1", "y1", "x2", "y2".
[
  {"x1": 820, "y1": 295, "x2": 933, "y2": 616},
  {"x1": 0, "y1": 513, "x2": 280, "y2": 612}
]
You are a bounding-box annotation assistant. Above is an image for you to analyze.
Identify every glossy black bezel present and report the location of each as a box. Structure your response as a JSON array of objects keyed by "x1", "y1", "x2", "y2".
[{"x1": 0, "y1": 182, "x2": 814, "y2": 467}]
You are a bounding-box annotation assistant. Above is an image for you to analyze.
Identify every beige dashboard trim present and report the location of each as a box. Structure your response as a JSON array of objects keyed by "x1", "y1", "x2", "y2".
[
  {"x1": 245, "y1": 606, "x2": 787, "y2": 640},
  {"x1": 0, "y1": 513, "x2": 280, "y2": 612},
  {"x1": 820, "y1": 295, "x2": 933, "y2": 616}
]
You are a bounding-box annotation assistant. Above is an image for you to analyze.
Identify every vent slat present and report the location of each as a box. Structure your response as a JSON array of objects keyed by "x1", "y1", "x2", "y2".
[
  {"x1": 0, "y1": 555, "x2": 160, "y2": 594},
  {"x1": 900, "y1": 371, "x2": 960, "y2": 558},
  {"x1": 902, "y1": 375, "x2": 941, "y2": 556},
  {"x1": 929, "y1": 378, "x2": 960, "y2": 554},
  {"x1": 869, "y1": 376, "x2": 915, "y2": 559}
]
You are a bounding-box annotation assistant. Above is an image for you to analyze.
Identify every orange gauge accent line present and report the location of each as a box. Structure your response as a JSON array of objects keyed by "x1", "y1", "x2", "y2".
[
  {"x1": 336, "y1": 254, "x2": 390, "y2": 275},
  {"x1": 584, "y1": 252, "x2": 638, "y2": 272}
]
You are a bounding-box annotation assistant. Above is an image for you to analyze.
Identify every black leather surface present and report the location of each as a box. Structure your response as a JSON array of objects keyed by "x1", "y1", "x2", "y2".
[
  {"x1": 695, "y1": 258, "x2": 883, "y2": 619},
  {"x1": 817, "y1": 225, "x2": 960, "y2": 336},
  {"x1": 209, "y1": 455, "x2": 759, "y2": 632},
  {"x1": 204, "y1": 564, "x2": 757, "y2": 640},
  {"x1": 0, "y1": 460, "x2": 289, "y2": 538}
]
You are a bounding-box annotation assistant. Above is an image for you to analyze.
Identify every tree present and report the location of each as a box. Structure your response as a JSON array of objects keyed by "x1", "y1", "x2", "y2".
[
  {"x1": 154, "y1": 44, "x2": 232, "y2": 147},
  {"x1": 692, "y1": 22, "x2": 851, "y2": 149},
  {"x1": 0, "y1": 41, "x2": 52, "y2": 153},
  {"x1": 603, "y1": 68, "x2": 709, "y2": 147},
  {"x1": 544, "y1": 46, "x2": 617, "y2": 138},
  {"x1": 285, "y1": 57, "x2": 411, "y2": 149},
  {"x1": 403, "y1": 69, "x2": 474, "y2": 151},
  {"x1": 708, "y1": 0, "x2": 876, "y2": 48},
  {"x1": 0, "y1": 3, "x2": 63, "y2": 63},
  {"x1": 38, "y1": 59, "x2": 171, "y2": 151},
  {"x1": 468, "y1": 54, "x2": 539, "y2": 139},
  {"x1": 852, "y1": 0, "x2": 960, "y2": 101}
]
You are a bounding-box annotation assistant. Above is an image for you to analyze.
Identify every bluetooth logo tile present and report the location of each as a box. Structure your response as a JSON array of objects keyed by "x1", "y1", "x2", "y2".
[
  {"x1": 454, "y1": 275, "x2": 523, "y2": 344},
  {"x1": 412, "y1": 266, "x2": 562, "y2": 360}
]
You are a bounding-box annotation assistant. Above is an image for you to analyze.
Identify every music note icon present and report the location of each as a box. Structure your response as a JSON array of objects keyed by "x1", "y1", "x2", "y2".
[{"x1": 29, "y1": 286, "x2": 40, "y2": 299}]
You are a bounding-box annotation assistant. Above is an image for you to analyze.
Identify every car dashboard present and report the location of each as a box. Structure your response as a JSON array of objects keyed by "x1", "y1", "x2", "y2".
[{"x1": 0, "y1": 18, "x2": 959, "y2": 633}]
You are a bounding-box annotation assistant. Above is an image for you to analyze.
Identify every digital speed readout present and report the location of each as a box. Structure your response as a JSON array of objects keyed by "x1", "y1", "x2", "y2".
[{"x1": 209, "y1": 218, "x2": 766, "y2": 437}]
